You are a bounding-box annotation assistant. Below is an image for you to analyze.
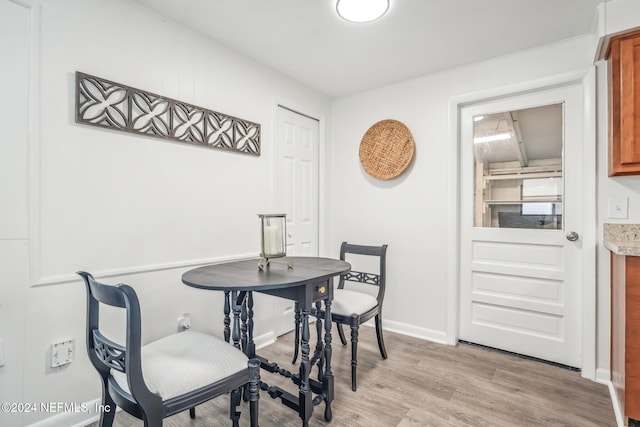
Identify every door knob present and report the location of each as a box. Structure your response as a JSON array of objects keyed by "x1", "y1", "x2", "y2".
[{"x1": 566, "y1": 231, "x2": 579, "y2": 241}]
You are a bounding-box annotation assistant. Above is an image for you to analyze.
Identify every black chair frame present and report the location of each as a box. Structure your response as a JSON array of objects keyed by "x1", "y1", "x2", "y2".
[
  {"x1": 78, "y1": 271, "x2": 260, "y2": 427},
  {"x1": 298, "y1": 242, "x2": 388, "y2": 391}
]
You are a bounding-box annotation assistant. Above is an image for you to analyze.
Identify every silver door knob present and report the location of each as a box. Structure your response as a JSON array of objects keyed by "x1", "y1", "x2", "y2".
[{"x1": 566, "y1": 231, "x2": 579, "y2": 241}]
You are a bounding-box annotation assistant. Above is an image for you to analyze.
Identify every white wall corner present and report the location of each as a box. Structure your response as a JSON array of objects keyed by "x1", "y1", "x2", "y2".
[
  {"x1": 595, "y1": 367, "x2": 611, "y2": 383},
  {"x1": 446, "y1": 97, "x2": 461, "y2": 347},
  {"x1": 592, "y1": 3, "x2": 609, "y2": 61},
  {"x1": 605, "y1": 0, "x2": 640, "y2": 37},
  {"x1": 581, "y1": 67, "x2": 598, "y2": 381}
]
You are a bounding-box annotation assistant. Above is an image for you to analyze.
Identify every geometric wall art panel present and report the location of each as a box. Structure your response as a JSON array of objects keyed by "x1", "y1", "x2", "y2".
[{"x1": 75, "y1": 71, "x2": 261, "y2": 156}]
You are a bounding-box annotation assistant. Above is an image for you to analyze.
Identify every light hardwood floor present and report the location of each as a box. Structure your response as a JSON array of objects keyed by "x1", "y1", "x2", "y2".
[{"x1": 87, "y1": 327, "x2": 616, "y2": 427}]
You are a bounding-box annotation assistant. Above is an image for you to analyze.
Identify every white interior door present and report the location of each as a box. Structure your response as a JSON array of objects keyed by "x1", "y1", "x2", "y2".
[
  {"x1": 459, "y1": 84, "x2": 583, "y2": 368},
  {"x1": 271, "y1": 105, "x2": 319, "y2": 337}
]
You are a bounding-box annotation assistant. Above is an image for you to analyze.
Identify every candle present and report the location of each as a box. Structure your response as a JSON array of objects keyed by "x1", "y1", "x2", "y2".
[
  {"x1": 263, "y1": 225, "x2": 282, "y2": 256},
  {"x1": 258, "y1": 214, "x2": 287, "y2": 263}
]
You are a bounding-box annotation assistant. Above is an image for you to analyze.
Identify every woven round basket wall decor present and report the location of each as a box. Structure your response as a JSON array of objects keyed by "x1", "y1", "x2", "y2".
[{"x1": 359, "y1": 119, "x2": 415, "y2": 180}]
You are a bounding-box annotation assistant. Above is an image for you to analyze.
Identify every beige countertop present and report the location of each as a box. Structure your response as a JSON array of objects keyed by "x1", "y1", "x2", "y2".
[{"x1": 604, "y1": 223, "x2": 640, "y2": 256}]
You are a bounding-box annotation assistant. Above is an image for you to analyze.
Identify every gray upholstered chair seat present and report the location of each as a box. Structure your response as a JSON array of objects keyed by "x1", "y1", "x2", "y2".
[
  {"x1": 112, "y1": 330, "x2": 248, "y2": 400},
  {"x1": 331, "y1": 289, "x2": 378, "y2": 317}
]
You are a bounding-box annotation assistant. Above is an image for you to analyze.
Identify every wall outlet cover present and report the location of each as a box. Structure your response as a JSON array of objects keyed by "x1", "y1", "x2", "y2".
[
  {"x1": 51, "y1": 339, "x2": 74, "y2": 367},
  {"x1": 178, "y1": 313, "x2": 192, "y2": 331},
  {"x1": 608, "y1": 197, "x2": 629, "y2": 219}
]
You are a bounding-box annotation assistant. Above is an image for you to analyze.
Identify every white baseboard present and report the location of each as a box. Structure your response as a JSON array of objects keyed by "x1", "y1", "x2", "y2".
[
  {"x1": 254, "y1": 331, "x2": 276, "y2": 350},
  {"x1": 595, "y1": 368, "x2": 624, "y2": 427},
  {"x1": 261, "y1": 319, "x2": 449, "y2": 349},
  {"x1": 607, "y1": 380, "x2": 625, "y2": 427},
  {"x1": 381, "y1": 319, "x2": 449, "y2": 344}
]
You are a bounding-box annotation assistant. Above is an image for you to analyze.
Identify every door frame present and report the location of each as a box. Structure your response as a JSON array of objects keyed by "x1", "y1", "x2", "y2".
[{"x1": 446, "y1": 69, "x2": 597, "y2": 379}]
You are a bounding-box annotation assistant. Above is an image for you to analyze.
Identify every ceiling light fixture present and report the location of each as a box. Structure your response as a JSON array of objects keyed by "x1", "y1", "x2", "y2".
[
  {"x1": 474, "y1": 133, "x2": 512, "y2": 144},
  {"x1": 336, "y1": 0, "x2": 390, "y2": 23}
]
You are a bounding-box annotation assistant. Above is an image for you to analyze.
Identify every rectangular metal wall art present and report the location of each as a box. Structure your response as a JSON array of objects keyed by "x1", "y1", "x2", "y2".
[{"x1": 75, "y1": 71, "x2": 261, "y2": 156}]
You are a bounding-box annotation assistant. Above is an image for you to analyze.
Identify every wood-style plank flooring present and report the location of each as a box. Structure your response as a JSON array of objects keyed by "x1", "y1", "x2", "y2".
[{"x1": 86, "y1": 327, "x2": 616, "y2": 427}]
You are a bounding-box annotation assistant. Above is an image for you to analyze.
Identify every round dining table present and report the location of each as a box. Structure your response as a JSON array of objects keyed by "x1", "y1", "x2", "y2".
[{"x1": 182, "y1": 256, "x2": 351, "y2": 427}]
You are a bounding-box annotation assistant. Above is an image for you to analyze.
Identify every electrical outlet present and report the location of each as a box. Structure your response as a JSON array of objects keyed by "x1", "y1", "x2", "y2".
[
  {"x1": 51, "y1": 339, "x2": 74, "y2": 367},
  {"x1": 608, "y1": 197, "x2": 629, "y2": 219},
  {"x1": 178, "y1": 313, "x2": 192, "y2": 331}
]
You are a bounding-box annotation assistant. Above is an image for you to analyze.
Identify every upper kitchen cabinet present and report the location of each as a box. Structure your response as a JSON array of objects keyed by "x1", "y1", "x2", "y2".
[{"x1": 608, "y1": 29, "x2": 640, "y2": 176}]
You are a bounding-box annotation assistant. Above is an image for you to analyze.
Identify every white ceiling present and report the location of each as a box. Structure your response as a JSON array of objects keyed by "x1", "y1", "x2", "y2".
[{"x1": 129, "y1": 0, "x2": 604, "y2": 98}]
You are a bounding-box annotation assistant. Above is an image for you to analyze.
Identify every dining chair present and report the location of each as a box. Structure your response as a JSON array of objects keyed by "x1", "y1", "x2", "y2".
[
  {"x1": 77, "y1": 271, "x2": 260, "y2": 427},
  {"x1": 305, "y1": 242, "x2": 388, "y2": 391}
]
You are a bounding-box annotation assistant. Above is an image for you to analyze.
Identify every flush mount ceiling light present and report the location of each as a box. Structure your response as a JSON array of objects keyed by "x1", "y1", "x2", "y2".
[
  {"x1": 336, "y1": 0, "x2": 390, "y2": 23},
  {"x1": 474, "y1": 133, "x2": 512, "y2": 144}
]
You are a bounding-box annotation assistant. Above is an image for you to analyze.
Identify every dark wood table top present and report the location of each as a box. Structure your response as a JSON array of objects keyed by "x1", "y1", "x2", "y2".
[{"x1": 182, "y1": 256, "x2": 351, "y2": 292}]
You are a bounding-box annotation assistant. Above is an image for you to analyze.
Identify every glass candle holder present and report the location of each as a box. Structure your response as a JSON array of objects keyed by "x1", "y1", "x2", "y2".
[{"x1": 258, "y1": 214, "x2": 286, "y2": 269}]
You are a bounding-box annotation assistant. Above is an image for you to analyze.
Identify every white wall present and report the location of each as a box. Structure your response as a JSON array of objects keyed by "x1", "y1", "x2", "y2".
[
  {"x1": 1, "y1": 1, "x2": 32, "y2": 426},
  {"x1": 0, "y1": 0, "x2": 330, "y2": 425},
  {"x1": 329, "y1": 38, "x2": 596, "y2": 346},
  {"x1": 328, "y1": 0, "x2": 640, "y2": 388},
  {"x1": 6, "y1": 0, "x2": 640, "y2": 425}
]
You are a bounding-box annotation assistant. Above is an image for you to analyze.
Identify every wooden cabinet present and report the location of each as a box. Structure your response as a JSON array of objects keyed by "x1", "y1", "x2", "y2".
[
  {"x1": 611, "y1": 253, "x2": 640, "y2": 423},
  {"x1": 608, "y1": 29, "x2": 640, "y2": 176}
]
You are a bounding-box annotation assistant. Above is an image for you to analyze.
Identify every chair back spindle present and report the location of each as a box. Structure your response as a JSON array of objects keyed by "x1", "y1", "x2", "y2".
[{"x1": 338, "y1": 242, "x2": 388, "y2": 308}]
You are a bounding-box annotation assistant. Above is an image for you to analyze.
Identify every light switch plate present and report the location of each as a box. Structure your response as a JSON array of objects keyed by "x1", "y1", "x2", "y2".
[
  {"x1": 0, "y1": 339, "x2": 5, "y2": 367},
  {"x1": 608, "y1": 197, "x2": 629, "y2": 219},
  {"x1": 51, "y1": 339, "x2": 74, "y2": 367}
]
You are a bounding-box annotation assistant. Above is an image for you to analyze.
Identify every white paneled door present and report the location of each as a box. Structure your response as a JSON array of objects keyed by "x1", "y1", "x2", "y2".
[
  {"x1": 459, "y1": 84, "x2": 583, "y2": 367},
  {"x1": 271, "y1": 106, "x2": 319, "y2": 337}
]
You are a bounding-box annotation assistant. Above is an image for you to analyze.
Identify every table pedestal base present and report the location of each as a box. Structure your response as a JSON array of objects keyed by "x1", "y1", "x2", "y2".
[{"x1": 225, "y1": 290, "x2": 334, "y2": 426}]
